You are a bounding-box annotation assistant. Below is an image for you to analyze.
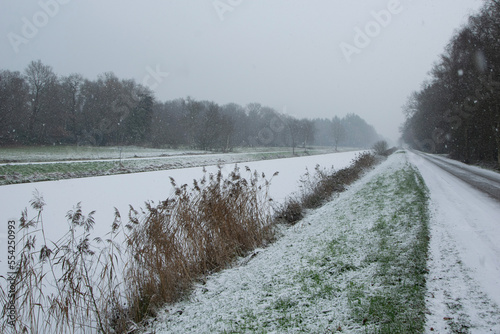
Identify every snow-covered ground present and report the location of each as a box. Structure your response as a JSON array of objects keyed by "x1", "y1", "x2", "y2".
[
  {"x1": 409, "y1": 152, "x2": 500, "y2": 333},
  {"x1": 0, "y1": 146, "x2": 206, "y2": 163},
  {"x1": 0, "y1": 147, "x2": 339, "y2": 185},
  {"x1": 0, "y1": 151, "x2": 363, "y2": 321},
  {"x1": 143, "y1": 151, "x2": 500, "y2": 333}
]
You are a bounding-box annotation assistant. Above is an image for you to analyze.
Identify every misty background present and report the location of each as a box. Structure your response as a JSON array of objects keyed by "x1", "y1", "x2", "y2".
[{"x1": 0, "y1": 0, "x2": 484, "y2": 143}]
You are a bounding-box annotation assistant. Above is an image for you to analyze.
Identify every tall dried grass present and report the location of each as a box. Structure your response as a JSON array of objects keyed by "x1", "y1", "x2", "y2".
[
  {"x1": 121, "y1": 165, "x2": 277, "y2": 327},
  {"x1": 0, "y1": 165, "x2": 277, "y2": 333},
  {"x1": 278, "y1": 152, "x2": 377, "y2": 224},
  {"x1": 0, "y1": 192, "x2": 125, "y2": 334}
]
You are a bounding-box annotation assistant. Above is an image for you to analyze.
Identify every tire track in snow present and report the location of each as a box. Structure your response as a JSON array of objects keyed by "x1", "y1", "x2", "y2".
[
  {"x1": 413, "y1": 151, "x2": 500, "y2": 202},
  {"x1": 425, "y1": 216, "x2": 500, "y2": 333}
]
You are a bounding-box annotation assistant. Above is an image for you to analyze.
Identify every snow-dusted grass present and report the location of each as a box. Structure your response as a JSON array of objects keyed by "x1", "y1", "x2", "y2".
[
  {"x1": 0, "y1": 146, "x2": 340, "y2": 164},
  {"x1": 148, "y1": 152, "x2": 430, "y2": 333},
  {"x1": 0, "y1": 145, "x2": 203, "y2": 163},
  {"x1": 277, "y1": 152, "x2": 377, "y2": 224},
  {"x1": 0, "y1": 146, "x2": 338, "y2": 185}
]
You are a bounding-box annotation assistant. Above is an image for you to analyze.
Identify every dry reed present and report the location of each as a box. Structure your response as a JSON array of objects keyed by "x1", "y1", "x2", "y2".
[
  {"x1": 278, "y1": 152, "x2": 377, "y2": 224},
  {"x1": 121, "y1": 165, "x2": 277, "y2": 327},
  {"x1": 0, "y1": 165, "x2": 277, "y2": 333}
]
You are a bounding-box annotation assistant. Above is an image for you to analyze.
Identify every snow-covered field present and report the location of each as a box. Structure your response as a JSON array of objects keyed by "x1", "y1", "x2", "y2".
[
  {"x1": 0, "y1": 146, "x2": 336, "y2": 164},
  {"x1": 0, "y1": 146, "x2": 206, "y2": 163}
]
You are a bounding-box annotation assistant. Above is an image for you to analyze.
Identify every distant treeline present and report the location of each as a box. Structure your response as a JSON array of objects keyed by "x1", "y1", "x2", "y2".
[
  {"x1": 0, "y1": 60, "x2": 380, "y2": 150},
  {"x1": 401, "y1": 0, "x2": 500, "y2": 165}
]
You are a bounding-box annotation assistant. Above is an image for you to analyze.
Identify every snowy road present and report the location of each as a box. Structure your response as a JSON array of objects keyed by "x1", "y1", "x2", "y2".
[
  {"x1": 409, "y1": 152, "x2": 500, "y2": 333},
  {"x1": 413, "y1": 150, "x2": 500, "y2": 202}
]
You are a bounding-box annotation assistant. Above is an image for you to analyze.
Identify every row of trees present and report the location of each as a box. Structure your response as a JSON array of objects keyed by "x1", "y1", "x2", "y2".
[
  {"x1": 0, "y1": 60, "x2": 154, "y2": 146},
  {"x1": 1, "y1": 60, "x2": 381, "y2": 150},
  {"x1": 150, "y1": 99, "x2": 316, "y2": 151},
  {"x1": 151, "y1": 101, "x2": 381, "y2": 151},
  {"x1": 401, "y1": 0, "x2": 500, "y2": 164},
  {"x1": 313, "y1": 115, "x2": 381, "y2": 150}
]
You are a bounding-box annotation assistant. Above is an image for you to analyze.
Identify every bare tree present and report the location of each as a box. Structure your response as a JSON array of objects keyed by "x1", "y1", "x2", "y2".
[
  {"x1": 288, "y1": 117, "x2": 300, "y2": 155},
  {"x1": 61, "y1": 73, "x2": 84, "y2": 143},
  {"x1": 0, "y1": 70, "x2": 30, "y2": 143},
  {"x1": 300, "y1": 119, "x2": 314, "y2": 150},
  {"x1": 24, "y1": 60, "x2": 57, "y2": 142},
  {"x1": 331, "y1": 116, "x2": 345, "y2": 151}
]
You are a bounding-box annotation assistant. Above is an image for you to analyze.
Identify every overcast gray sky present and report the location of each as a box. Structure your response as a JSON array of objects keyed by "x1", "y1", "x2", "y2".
[{"x1": 0, "y1": 0, "x2": 485, "y2": 143}]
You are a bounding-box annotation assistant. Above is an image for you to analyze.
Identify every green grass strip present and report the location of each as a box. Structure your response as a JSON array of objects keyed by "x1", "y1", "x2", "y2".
[{"x1": 348, "y1": 164, "x2": 430, "y2": 333}]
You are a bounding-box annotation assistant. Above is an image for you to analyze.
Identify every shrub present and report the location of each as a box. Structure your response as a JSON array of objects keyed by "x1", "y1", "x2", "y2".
[
  {"x1": 276, "y1": 152, "x2": 377, "y2": 224},
  {"x1": 302, "y1": 152, "x2": 376, "y2": 209},
  {"x1": 278, "y1": 199, "x2": 304, "y2": 225},
  {"x1": 372, "y1": 141, "x2": 389, "y2": 156},
  {"x1": 385, "y1": 147, "x2": 398, "y2": 156},
  {"x1": 0, "y1": 194, "x2": 124, "y2": 334}
]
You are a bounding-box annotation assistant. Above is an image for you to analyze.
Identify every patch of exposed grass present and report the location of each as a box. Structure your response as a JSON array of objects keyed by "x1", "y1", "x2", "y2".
[
  {"x1": 0, "y1": 161, "x2": 119, "y2": 181},
  {"x1": 288, "y1": 160, "x2": 429, "y2": 333}
]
